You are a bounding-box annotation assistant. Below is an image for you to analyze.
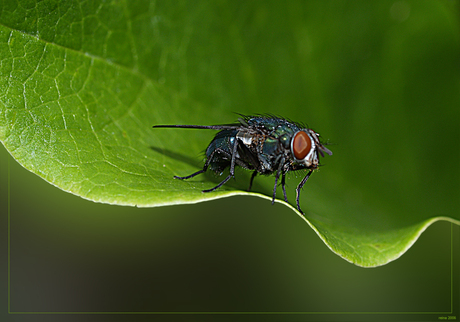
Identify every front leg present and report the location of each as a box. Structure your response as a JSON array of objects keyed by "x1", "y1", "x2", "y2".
[{"x1": 295, "y1": 169, "x2": 313, "y2": 215}]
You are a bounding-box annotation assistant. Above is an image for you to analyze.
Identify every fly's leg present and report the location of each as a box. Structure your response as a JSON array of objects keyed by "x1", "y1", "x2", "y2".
[
  {"x1": 174, "y1": 170, "x2": 205, "y2": 180},
  {"x1": 202, "y1": 140, "x2": 239, "y2": 193},
  {"x1": 271, "y1": 175, "x2": 278, "y2": 205},
  {"x1": 248, "y1": 171, "x2": 257, "y2": 191},
  {"x1": 174, "y1": 150, "x2": 216, "y2": 180},
  {"x1": 281, "y1": 173, "x2": 287, "y2": 202},
  {"x1": 296, "y1": 169, "x2": 313, "y2": 215},
  {"x1": 271, "y1": 157, "x2": 285, "y2": 205}
]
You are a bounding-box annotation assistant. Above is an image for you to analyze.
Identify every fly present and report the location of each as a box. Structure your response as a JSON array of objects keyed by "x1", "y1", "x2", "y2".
[{"x1": 152, "y1": 115, "x2": 332, "y2": 215}]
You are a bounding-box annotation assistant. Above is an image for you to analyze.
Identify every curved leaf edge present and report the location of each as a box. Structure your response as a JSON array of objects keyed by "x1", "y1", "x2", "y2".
[
  {"x1": 89, "y1": 187, "x2": 459, "y2": 268},
  {"x1": 314, "y1": 215, "x2": 460, "y2": 268},
  {"x1": 3, "y1": 146, "x2": 459, "y2": 268}
]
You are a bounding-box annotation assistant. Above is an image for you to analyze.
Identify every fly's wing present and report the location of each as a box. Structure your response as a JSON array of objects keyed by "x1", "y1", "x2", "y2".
[
  {"x1": 153, "y1": 114, "x2": 257, "y2": 130},
  {"x1": 152, "y1": 124, "x2": 241, "y2": 130},
  {"x1": 234, "y1": 139, "x2": 260, "y2": 171}
]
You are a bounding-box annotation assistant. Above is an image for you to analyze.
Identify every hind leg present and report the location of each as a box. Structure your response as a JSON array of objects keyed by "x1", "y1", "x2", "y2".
[{"x1": 202, "y1": 139, "x2": 240, "y2": 193}]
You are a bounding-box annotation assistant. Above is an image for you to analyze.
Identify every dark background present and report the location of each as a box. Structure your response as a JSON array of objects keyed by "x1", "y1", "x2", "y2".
[{"x1": 1, "y1": 131, "x2": 458, "y2": 321}]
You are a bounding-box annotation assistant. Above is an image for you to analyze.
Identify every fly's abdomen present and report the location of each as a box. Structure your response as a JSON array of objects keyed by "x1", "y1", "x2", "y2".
[{"x1": 206, "y1": 129, "x2": 238, "y2": 173}]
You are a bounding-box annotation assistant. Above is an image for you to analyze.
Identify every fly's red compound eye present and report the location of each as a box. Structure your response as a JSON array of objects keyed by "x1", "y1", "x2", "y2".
[{"x1": 292, "y1": 131, "x2": 312, "y2": 160}]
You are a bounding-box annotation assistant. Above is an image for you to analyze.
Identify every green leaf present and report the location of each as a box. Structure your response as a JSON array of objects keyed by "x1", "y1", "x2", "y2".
[{"x1": 0, "y1": 0, "x2": 459, "y2": 267}]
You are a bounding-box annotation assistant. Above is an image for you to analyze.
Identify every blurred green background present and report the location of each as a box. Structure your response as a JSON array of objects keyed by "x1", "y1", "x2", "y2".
[{"x1": 1, "y1": 0, "x2": 459, "y2": 320}]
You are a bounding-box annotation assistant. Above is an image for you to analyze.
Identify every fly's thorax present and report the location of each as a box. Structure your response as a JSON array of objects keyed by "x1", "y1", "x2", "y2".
[
  {"x1": 236, "y1": 128, "x2": 288, "y2": 173},
  {"x1": 236, "y1": 128, "x2": 267, "y2": 153}
]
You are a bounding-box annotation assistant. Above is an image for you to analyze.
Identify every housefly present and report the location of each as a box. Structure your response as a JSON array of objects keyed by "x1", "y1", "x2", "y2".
[{"x1": 152, "y1": 115, "x2": 332, "y2": 215}]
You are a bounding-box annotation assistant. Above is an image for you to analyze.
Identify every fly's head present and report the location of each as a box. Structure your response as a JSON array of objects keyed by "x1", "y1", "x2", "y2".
[{"x1": 290, "y1": 129, "x2": 332, "y2": 169}]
